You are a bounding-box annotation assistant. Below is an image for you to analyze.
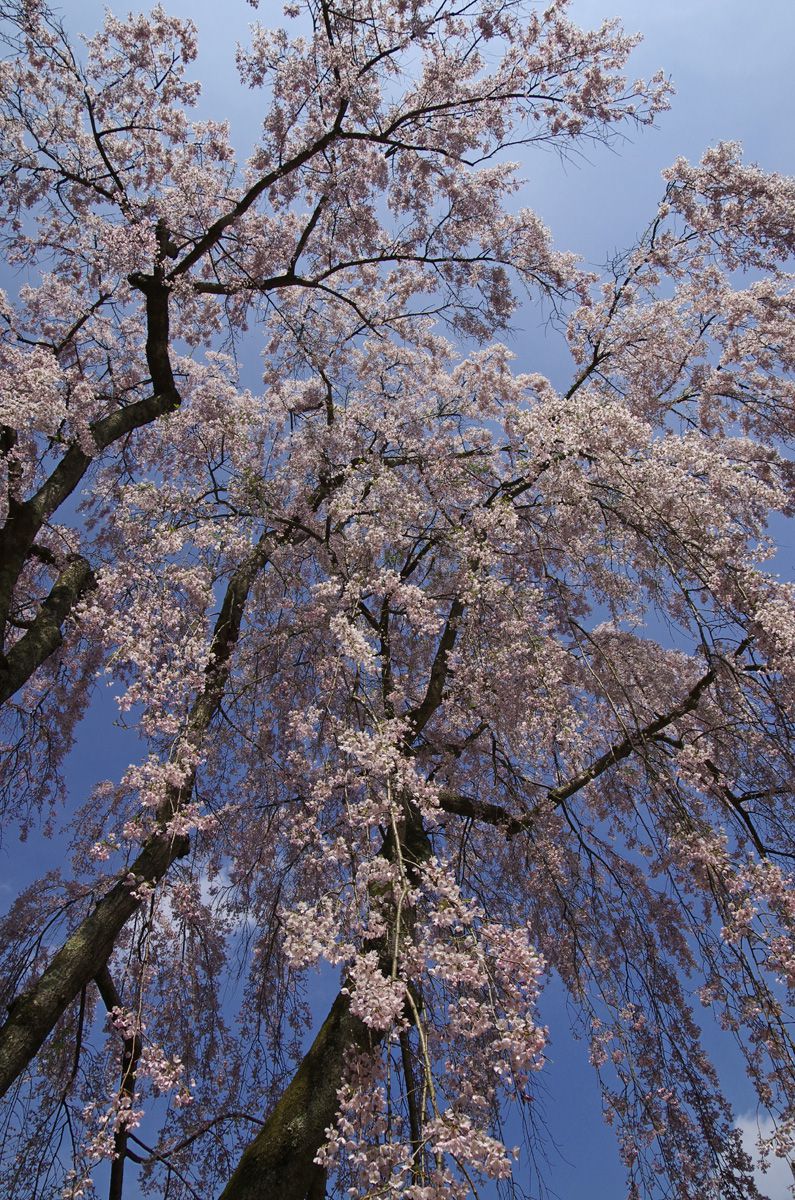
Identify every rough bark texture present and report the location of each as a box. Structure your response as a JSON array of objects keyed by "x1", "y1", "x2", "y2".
[
  {"x1": 0, "y1": 554, "x2": 95, "y2": 704},
  {"x1": 218, "y1": 992, "x2": 381, "y2": 1200}
]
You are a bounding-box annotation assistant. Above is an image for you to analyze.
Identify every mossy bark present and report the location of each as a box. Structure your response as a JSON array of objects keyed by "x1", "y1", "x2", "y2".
[
  {"x1": 218, "y1": 992, "x2": 382, "y2": 1200},
  {"x1": 0, "y1": 554, "x2": 95, "y2": 704}
]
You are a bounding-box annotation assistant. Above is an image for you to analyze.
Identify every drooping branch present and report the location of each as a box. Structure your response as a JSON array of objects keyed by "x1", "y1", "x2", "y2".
[{"x1": 0, "y1": 535, "x2": 268, "y2": 1097}]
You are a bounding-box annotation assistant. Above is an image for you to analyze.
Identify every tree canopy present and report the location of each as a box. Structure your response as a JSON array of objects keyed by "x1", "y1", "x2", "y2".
[{"x1": 0, "y1": 2, "x2": 793, "y2": 1198}]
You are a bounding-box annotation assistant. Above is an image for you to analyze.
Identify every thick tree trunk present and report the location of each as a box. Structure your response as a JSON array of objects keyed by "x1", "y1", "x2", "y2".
[
  {"x1": 220, "y1": 806, "x2": 432, "y2": 1200},
  {"x1": 218, "y1": 992, "x2": 382, "y2": 1200}
]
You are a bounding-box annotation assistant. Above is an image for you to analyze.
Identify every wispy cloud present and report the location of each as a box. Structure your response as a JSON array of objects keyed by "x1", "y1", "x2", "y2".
[{"x1": 736, "y1": 1113, "x2": 794, "y2": 1200}]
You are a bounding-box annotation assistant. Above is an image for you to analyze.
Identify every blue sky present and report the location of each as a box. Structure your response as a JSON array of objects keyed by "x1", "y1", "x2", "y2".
[{"x1": 2, "y1": 1, "x2": 794, "y2": 1196}]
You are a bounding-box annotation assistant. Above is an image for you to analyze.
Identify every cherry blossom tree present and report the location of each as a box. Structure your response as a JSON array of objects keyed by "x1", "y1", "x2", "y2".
[{"x1": 0, "y1": 2, "x2": 792, "y2": 1198}]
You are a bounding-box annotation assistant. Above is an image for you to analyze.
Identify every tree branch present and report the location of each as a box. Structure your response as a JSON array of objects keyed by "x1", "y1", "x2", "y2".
[
  {"x1": 438, "y1": 661, "x2": 720, "y2": 836},
  {"x1": 168, "y1": 107, "x2": 348, "y2": 281},
  {"x1": 0, "y1": 275, "x2": 179, "y2": 680},
  {"x1": 0, "y1": 554, "x2": 95, "y2": 705},
  {"x1": 406, "y1": 596, "x2": 464, "y2": 740},
  {"x1": 0, "y1": 535, "x2": 269, "y2": 1097},
  {"x1": 95, "y1": 965, "x2": 142, "y2": 1200}
]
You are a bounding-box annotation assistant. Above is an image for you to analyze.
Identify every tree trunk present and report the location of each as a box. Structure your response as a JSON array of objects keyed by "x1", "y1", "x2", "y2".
[
  {"x1": 220, "y1": 806, "x2": 431, "y2": 1199},
  {"x1": 218, "y1": 992, "x2": 382, "y2": 1200}
]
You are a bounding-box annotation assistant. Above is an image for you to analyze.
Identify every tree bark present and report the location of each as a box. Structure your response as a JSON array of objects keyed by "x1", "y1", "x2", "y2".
[
  {"x1": 218, "y1": 992, "x2": 382, "y2": 1200},
  {"x1": 0, "y1": 827, "x2": 189, "y2": 1099},
  {"x1": 0, "y1": 554, "x2": 95, "y2": 704}
]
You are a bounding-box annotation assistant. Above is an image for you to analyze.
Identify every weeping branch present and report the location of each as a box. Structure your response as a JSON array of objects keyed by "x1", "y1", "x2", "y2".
[
  {"x1": 95, "y1": 965, "x2": 142, "y2": 1200},
  {"x1": 0, "y1": 536, "x2": 268, "y2": 1097}
]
